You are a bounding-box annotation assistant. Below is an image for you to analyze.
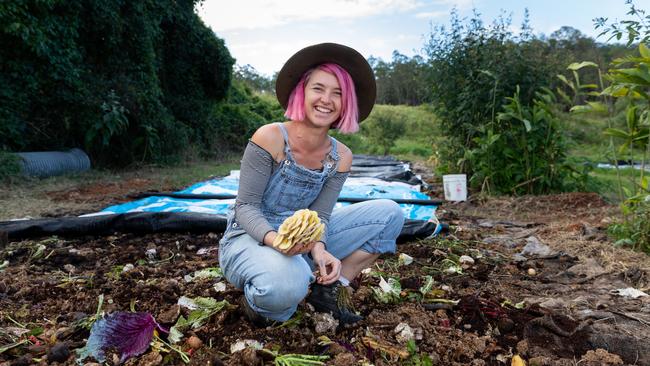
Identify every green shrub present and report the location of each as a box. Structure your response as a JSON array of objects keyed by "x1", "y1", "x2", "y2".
[
  {"x1": 424, "y1": 9, "x2": 565, "y2": 174},
  {"x1": 566, "y1": 0, "x2": 650, "y2": 254},
  {"x1": 570, "y1": 4, "x2": 650, "y2": 252},
  {"x1": 0, "y1": 151, "x2": 21, "y2": 179},
  {"x1": 361, "y1": 109, "x2": 405, "y2": 155},
  {"x1": 609, "y1": 200, "x2": 650, "y2": 254},
  {"x1": 464, "y1": 88, "x2": 575, "y2": 194},
  {"x1": 210, "y1": 80, "x2": 284, "y2": 152}
]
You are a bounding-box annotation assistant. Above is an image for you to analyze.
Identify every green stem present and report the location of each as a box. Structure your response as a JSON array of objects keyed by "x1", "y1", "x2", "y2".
[
  {"x1": 607, "y1": 117, "x2": 625, "y2": 203},
  {"x1": 261, "y1": 349, "x2": 328, "y2": 366},
  {"x1": 642, "y1": 131, "x2": 650, "y2": 191},
  {"x1": 521, "y1": 128, "x2": 530, "y2": 194},
  {"x1": 488, "y1": 79, "x2": 499, "y2": 194},
  {"x1": 276, "y1": 354, "x2": 328, "y2": 365},
  {"x1": 5, "y1": 316, "x2": 26, "y2": 328},
  {"x1": 597, "y1": 67, "x2": 625, "y2": 201},
  {"x1": 153, "y1": 334, "x2": 190, "y2": 364},
  {"x1": 490, "y1": 80, "x2": 498, "y2": 126},
  {"x1": 0, "y1": 340, "x2": 29, "y2": 354},
  {"x1": 425, "y1": 298, "x2": 459, "y2": 305},
  {"x1": 95, "y1": 294, "x2": 104, "y2": 319}
]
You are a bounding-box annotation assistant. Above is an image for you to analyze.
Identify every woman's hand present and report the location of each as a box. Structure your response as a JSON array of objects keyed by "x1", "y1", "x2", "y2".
[
  {"x1": 310, "y1": 242, "x2": 341, "y2": 285},
  {"x1": 283, "y1": 240, "x2": 316, "y2": 256},
  {"x1": 263, "y1": 231, "x2": 315, "y2": 256}
]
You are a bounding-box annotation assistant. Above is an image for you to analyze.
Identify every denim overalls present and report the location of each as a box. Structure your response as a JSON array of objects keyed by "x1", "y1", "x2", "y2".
[{"x1": 219, "y1": 123, "x2": 404, "y2": 321}]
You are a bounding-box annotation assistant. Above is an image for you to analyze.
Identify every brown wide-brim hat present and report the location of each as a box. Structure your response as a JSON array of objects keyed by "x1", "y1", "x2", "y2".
[{"x1": 275, "y1": 42, "x2": 376, "y2": 123}]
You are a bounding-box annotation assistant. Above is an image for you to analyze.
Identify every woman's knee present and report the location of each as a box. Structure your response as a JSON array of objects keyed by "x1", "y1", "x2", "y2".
[
  {"x1": 248, "y1": 265, "x2": 311, "y2": 312},
  {"x1": 373, "y1": 199, "x2": 405, "y2": 230},
  {"x1": 370, "y1": 200, "x2": 404, "y2": 246}
]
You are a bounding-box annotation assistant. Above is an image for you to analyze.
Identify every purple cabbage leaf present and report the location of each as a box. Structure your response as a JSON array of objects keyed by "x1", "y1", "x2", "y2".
[{"x1": 77, "y1": 312, "x2": 167, "y2": 364}]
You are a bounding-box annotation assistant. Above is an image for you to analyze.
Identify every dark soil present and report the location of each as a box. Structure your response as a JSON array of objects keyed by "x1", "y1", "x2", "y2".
[{"x1": 1, "y1": 180, "x2": 650, "y2": 365}]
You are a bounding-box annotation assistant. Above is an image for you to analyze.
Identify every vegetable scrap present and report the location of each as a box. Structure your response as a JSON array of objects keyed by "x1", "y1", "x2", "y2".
[{"x1": 76, "y1": 312, "x2": 166, "y2": 364}]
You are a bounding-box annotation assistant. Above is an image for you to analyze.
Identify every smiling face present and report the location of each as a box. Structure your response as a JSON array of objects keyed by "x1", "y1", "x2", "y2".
[{"x1": 302, "y1": 69, "x2": 342, "y2": 127}]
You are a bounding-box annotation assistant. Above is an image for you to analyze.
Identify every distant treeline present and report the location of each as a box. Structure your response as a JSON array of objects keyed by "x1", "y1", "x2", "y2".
[
  {"x1": 237, "y1": 27, "x2": 628, "y2": 107},
  {"x1": 371, "y1": 26, "x2": 627, "y2": 106}
]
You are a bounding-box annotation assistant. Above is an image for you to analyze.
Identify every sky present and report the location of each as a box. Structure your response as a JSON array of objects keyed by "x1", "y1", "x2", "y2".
[{"x1": 197, "y1": 0, "x2": 646, "y2": 77}]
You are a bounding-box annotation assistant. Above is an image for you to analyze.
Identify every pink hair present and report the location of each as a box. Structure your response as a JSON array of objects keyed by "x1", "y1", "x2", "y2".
[{"x1": 284, "y1": 63, "x2": 359, "y2": 134}]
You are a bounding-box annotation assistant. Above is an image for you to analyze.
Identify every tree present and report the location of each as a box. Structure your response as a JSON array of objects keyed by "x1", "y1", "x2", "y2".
[
  {"x1": 370, "y1": 52, "x2": 431, "y2": 105},
  {"x1": 424, "y1": 8, "x2": 562, "y2": 173},
  {"x1": 234, "y1": 64, "x2": 274, "y2": 94}
]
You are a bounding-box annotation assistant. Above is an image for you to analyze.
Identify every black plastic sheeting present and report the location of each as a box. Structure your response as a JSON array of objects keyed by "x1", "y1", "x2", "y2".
[
  {"x1": 128, "y1": 192, "x2": 444, "y2": 206},
  {"x1": 350, "y1": 154, "x2": 423, "y2": 185},
  {"x1": 0, "y1": 212, "x2": 439, "y2": 243}
]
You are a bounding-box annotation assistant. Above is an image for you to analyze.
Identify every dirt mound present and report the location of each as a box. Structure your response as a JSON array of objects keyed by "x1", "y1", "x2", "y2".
[{"x1": 47, "y1": 178, "x2": 153, "y2": 204}]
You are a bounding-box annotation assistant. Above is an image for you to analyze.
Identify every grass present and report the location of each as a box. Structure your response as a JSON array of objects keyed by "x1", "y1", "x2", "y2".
[
  {"x1": 589, "y1": 167, "x2": 642, "y2": 202},
  {"x1": 138, "y1": 159, "x2": 241, "y2": 189},
  {"x1": 561, "y1": 112, "x2": 610, "y2": 160},
  {"x1": 560, "y1": 111, "x2": 649, "y2": 203},
  {"x1": 392, "y1": 139, "x2": 433, "y2": 157},
  {"x1": 355, "y1": 106, "x2": 649, "y2": 206}
]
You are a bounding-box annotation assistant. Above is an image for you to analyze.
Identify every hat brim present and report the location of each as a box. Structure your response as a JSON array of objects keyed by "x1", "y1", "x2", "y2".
[{"x1": 275, "y1": 43, "x2": 376, "y2": 123}]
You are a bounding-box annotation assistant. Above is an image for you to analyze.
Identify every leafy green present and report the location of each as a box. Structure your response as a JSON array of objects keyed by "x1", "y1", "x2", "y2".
[
  {"x1": 372, "y1": 276, "x2": 402, "y2": 304},
  {"x1": 184, "y1": 267, "x2": 223, "y2": 282},
  {"x1": 169, "y1": 297, "x2": 229, "y2": 343},
  {"x1": 405, "y1": 339, "x2": 434, "y2": 366},
  {"x1": 418, "y1": 276, "x2": 434, "y2": 296},
  {"x1": 168, "y1": 315, "x2": 188, "y2": 344}
]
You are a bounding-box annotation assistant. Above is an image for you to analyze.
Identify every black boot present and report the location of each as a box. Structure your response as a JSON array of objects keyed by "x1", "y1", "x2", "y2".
[
  {"x1": 238, "y1": 296, "x2": 275, "y2": 328},
  {"x1": 306, "y1": 282, "x2": 363, "y2": 325}
]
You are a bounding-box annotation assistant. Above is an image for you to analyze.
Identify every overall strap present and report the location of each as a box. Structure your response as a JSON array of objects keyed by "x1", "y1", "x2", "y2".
[
  {"x1": 276, "y1": 123, "x2": 292, "y2": 156},
  {"x1": 328, "y1": 136, "x2": 340, "y2": 160},
  {"x1": 324, "y1": 135, "x2": 341, "y2": 173}
]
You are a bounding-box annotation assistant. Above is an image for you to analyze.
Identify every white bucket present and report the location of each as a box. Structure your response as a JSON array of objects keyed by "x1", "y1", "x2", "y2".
[{"x1": 443, "y1": 174, "x2": 467, "y2": 201}]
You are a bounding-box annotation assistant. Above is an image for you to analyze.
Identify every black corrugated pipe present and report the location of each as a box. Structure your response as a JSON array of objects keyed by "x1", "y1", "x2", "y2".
[{"x1": 16, "y1": 148, "x2": 91, "y2": 178}]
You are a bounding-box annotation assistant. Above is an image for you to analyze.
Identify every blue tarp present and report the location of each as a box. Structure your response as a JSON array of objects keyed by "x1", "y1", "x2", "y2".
[{"x1": 101, "y1": 172, "x2": 437, "y2": 221}]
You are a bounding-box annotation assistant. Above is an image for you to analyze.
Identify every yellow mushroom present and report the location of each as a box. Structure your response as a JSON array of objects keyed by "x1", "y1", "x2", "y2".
[{"x1": 273, "y1": 209, "x2": 324, "y2": 250}]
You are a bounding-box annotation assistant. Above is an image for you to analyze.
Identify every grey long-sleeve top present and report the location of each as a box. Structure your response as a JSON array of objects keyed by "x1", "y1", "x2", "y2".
[{"x1": 234, "y1": 140, "x2": 349, "y2": 246}]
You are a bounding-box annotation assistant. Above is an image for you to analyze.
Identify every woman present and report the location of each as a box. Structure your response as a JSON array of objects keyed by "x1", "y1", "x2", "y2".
[{"x1": 219, "y1": 43, "x2": 404, "y2": 326}]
